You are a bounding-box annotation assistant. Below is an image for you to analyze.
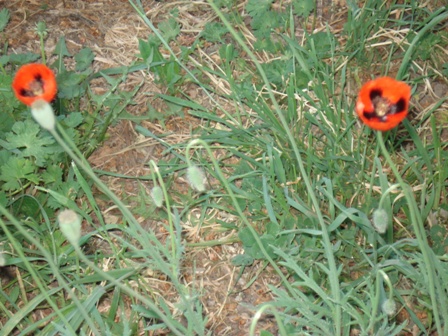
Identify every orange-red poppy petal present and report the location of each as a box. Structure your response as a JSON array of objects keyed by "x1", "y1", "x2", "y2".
[
  {"x1": 12, "y1": 63, "x2": 57, "y2": 106},
  {"x1": 355, "y1": 77, "x2": 411, "y2": 131}
]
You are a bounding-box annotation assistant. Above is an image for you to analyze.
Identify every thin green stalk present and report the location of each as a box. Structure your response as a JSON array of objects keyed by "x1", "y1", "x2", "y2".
[
  {"x1": 35, "y1": 22, "x2": 47, "y2": 65},
  {"x1": 149, "y1": 160, "x2": 177, "y2": 275},
  {"x1": 0, "y1": 207, "x2": 97, "y2": 336},
  {"x1": 39, "y1": 34, "x2": 46, "y2": 64},
  {"x1": 0, "y1": 63, "x2": 7, "y2": 76},
  {"x1": 71, "y1": 244, "x2": 185, "y2": 336},
  {"x1": 397, "y1": 9, "x2": 448, "y2": 80},
  {"x1": 187, "y1": 237, "x2": 240, "y2": 248},
  {"x1": 127, "y1": 0, "x2": 239, "y2": 126},
  {"x1": 367, "y1": 269, "x2": 382, "y2": 333},
  {"x1": 56, "y1": 123, "x2": 89, "y2": 167},
  {"x1": 377, "y1": 131, "x2": 445, "y2": 335},
  {"x1": 49, "y1": 125, "x2": 185, "y2": 334},
  {"x1": 377, "y1": 182, "x2": 400, "y2": 244},
  {"x1": 364, "y1": 137, "x2": 380, "y2": 209},
  {"x1": 185, "y1": 140, "x2": 295, "y2": 299},
  {"x1": 431, "y1": 115, "x2": 444, "y2": 210},
  {"x1": 250, "y1": 304, "x2": 288, "y2": 336},
  {"x1": 206, "y1": 2, "x2": 342, "y2": 333},
  {"x1": 51, "y1": 126, "x2": 140, "y2": 232}
]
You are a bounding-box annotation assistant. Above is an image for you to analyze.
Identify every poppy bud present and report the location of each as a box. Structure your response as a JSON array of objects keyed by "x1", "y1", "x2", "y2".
[
  {"x1": 58, "y1": 209, "x2": 82, "y2": 246},
  {"x1": 186, "y1": 165, "x2": 206, "y2": 192},
  {"x1": 30, "y1": 99, "x2": 56, "y2": 131}
]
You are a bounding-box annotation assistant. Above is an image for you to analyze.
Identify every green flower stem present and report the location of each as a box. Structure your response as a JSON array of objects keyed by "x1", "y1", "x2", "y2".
[
  {"x1": 186, "y1": 139, "x2": 295, "y2": 296},
  {"x1": 35, "y1": 22, "x2": 47, "y2": 65},
  {"x1": 378, "y1": 183, "x2": 400, "y2": 243},
  {"x1": 39, "y1": 34, "x2": 46, "y2": 65},
  {"x1": 380, "y1": 270, "x2": 394, "y2": 303},
  {"x1": 377, "y1": 184, "x2": 400, "y2": 210},
  {"x1": 71, "y1": 244, "x2": 185, "y2": 336},
  {"x1": 56, "y1": 123, "x2": 90, "y2": 167},
  {"x1": 377, "y1": 131, "x2": 444, "y2": 334},
  {"x1": 250, "y1": 304, "x2": 288, "y2": 336},
  {"x1": 364, "y1": 140, "x2": 381, "y2": 211},
  {"x1": 0, "y1": 207, "x2": 98, "y2": 335},
  {"x1": 149, "y1": 160, "x2": 177, "y2": 275},
  {"x1": 0, "y1": 63, "x2": 6, "y2": 76},
  {"x1": 206, "y1": 1, "x2": 342, "y2": 333},
  {"x1": 186, "y1": 236, "x2": 239, "y2": 248},
  {"x1": 49, "y1": 125, "x2": 184, "y2": 334},
  {"x1": 128, "y1": 0, "x2": 238, "y2": 125},
  {"x1": 397, "y1": 9, "x2": 448, "y2": 80},
  {"x1": 367, "y1": 269, "x2": 382, "y2": 332},
  {"x1": 368, "y1": 269, "x2": 395, "y2": 332},
  {"x1": 51, "y1": 126, "x2": 136, "y2": 229}
]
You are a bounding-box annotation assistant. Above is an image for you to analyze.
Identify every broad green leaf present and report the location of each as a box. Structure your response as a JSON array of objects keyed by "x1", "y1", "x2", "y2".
[
  {"x1": 246, "y1": 0, "x2": 272, "y2": 20},
  {"x1": 60, "y1": 112, "x2": 84, "y2": 128},
  {"x1": 0, "y1": 8, "x2": 10, "y2": 32},
  {"x1": 57, "y1": 71, "x2": 85, "y2": 98},
  {"x1": 0, "y1": 74, "x2": 21, "y2": 119},
  {"x1": 158, "y1": 17, "x2": 180, "y2": 42},
  {"x1": 201, "y1": 22, "x2": 228, "y2": 42},
  {"x1": 7, "y1": 53, "x2": 39, "y2": 65},
  {"x1": 53, "y1": 37, "x2": 72, "y2": 58},
  {"x1": 53, "y1": 37, "x2": 71, "y2": 72},
  {"x1": 4, "y1": 120, "x2": 56, "y2": 167},
  {"x1": 0, "y1": 157, "x2": 39, "y2": 190},
  {"x1": 231, "y1": 254, "x2": 254, "y2": 267},
  {"x1": 41, "y1": 164, "x2": 63, "y2": 185},
  {"x1": 75, "y1": 48, "x2": 95, "y2": 72},
  {"x1": 293, "y1": 0, "x2": 315, "y2": 17}
]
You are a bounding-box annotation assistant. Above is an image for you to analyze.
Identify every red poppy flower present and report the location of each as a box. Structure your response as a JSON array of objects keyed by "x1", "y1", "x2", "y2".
[
  {"x1": 12, "y1": 63, "x2": 57, "y2": 106},
  {"x1": 355, "y1": 77, "x2": 411, "y2": 131}
]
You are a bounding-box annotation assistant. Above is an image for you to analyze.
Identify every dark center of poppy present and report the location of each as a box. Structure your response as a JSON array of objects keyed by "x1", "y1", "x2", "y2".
[
  {"x1": 364, "y1": 89, "x2": 407, "y2": 120},
  {"x1": 19, "y1": 74, "x2": 44, "y2": 97}
]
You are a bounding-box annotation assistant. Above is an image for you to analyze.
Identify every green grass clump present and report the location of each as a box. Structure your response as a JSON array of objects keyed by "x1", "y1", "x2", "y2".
[{"x1": 1, "y1": 1, "x2": 448, "y2": 335}]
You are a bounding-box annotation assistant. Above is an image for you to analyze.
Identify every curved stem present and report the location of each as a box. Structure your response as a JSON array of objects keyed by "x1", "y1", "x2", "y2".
[
  {"x1": 186, "y1": 140, "x2": 295, "y2": 297},
  {"x1": 377, "y1": 131, "x2": 443, "y2": 334},
  {"x1": 250, "y1": 304, "x2": 288, "y2": 336},
  {"x1": 49, "y1": 125, "x2": 185, "y2": 335},
  {"x1": 0, "y1": 206, "x2": 98, "y2": 335},
  {"x1": 149, "y1": 160, "x2": 177, "y2": 275},
  {"x1": 205, "y1": 2, "x2": 342, "y2": 332}
]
